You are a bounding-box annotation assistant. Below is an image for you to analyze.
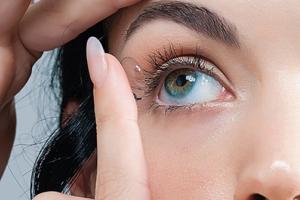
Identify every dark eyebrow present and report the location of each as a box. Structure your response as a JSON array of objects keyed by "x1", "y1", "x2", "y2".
[{"x1": 125, "y1": 1, "x2": 240, "y2": 48}]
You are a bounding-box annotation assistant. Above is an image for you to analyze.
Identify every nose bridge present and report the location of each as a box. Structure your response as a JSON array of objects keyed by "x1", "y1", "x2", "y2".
[
  {"x1": 253, "y1": 69, "x2": 300, "y2": 150},
  {"x1": 258, "y1": 72, "x2": 300, "y2": 153},
  {"x1": 234, "y1": 74, "x2": 300, "y2": 200},
  {"x1": 248, "y1": 71, "x2": 300, "y2": 153}
]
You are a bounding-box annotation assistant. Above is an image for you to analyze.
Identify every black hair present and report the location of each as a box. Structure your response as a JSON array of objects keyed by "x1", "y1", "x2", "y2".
[{"x1": 30, "y1": 22, "x2": 108, "y2": 197}]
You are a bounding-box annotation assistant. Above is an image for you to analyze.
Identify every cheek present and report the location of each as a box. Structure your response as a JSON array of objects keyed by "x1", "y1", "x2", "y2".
[{"x1": 138, "y1": 111, "x2": 240, "y2": 199}]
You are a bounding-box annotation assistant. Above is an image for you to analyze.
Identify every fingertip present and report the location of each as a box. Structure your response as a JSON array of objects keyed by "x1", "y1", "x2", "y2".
[
  {"x1": 87, "y1": 37, "x2": 105, "y2": 56},
  {"x1": 93, "y1": 53, "x2": 138, "y2": 122},
  {"x1": 86, "y1": 37, "x2": 108, "y2": 88}
]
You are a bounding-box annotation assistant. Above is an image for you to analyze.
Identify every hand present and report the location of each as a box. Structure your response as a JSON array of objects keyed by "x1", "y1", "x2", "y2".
[
  {"x1": 0, "y1": 0, "x2": 142, "y2": 178},
  {"x1": 33, "y1": 38, "x2": 151, "y2": 200}
]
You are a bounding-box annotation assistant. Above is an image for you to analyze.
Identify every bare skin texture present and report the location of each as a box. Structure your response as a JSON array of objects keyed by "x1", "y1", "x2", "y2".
[{"x1": 3, "y1": 0, "x2": 300, "y2": 200}]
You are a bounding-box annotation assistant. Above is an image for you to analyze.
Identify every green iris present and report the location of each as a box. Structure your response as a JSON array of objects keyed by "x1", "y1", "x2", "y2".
[{"x1": 164, "y1": 69, "x2": 197, "y2": 98}]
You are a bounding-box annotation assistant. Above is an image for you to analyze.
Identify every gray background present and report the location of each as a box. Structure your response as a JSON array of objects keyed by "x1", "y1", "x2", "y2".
[{"x1": 0, "y1": 52, "x2": 60, "y2": 200}]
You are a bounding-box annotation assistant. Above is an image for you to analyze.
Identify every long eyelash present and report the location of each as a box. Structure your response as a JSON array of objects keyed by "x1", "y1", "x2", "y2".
[
  {"x1": 143, "y1": 44, "x2": 180, "y2": 95},
  {"x1": 143, "y1": 43, "x2": 215, "y2": 113}
]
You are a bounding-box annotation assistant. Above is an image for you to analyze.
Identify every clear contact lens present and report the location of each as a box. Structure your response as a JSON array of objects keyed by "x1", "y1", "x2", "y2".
[{"x1": 121, "y1": 57, "x2": 146, "y2": 101}]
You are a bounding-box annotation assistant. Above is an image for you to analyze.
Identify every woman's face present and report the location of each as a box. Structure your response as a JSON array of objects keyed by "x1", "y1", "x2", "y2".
[{"x1": 80, "y1": 0, "x2": 300, "y2": 199}]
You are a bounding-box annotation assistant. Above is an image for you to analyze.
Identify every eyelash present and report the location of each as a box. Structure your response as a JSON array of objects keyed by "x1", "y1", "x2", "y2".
[{"x1": 142, "y1": 44, "x2": 223, "y2": 114}]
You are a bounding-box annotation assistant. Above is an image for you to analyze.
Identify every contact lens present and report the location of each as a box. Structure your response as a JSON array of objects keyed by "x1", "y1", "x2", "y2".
[{"x1": 121, "y1": 57, "x2": 146, "y2": 101}]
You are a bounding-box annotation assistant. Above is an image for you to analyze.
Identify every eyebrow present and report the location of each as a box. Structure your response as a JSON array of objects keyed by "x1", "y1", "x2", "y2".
[{"x1": 125, "y1": 1, "x2": 240, "y2": 48}]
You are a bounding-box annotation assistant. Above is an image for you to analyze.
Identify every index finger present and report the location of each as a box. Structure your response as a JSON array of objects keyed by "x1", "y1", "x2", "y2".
[
  {"x1": 86, "y1": 37, "x2": 151, "y2": 200},
  {"x1": 19, "y1": 0, "x2": 142, "y2": 52}
]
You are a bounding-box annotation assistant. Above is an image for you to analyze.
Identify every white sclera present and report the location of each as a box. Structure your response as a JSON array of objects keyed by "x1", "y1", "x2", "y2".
[{"x1": 121, "y1": 57, "x2": 146, "y2": 101}]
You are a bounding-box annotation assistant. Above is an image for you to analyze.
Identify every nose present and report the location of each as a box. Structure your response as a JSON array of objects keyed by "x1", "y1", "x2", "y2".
[
  {"x1": 233, "y1": 71, "x2": 300, "y2": 200},
  {"x1": 233, "y1": 86, "x2": 300, "y2": 199},
  {"x1": 235, "y1": 159, "x2": 300, "y2": 200}
]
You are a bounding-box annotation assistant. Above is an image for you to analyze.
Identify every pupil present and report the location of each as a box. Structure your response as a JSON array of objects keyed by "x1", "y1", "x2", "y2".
[{"x1": 176, "y1": 75, "x2": 188, "y2": 87}]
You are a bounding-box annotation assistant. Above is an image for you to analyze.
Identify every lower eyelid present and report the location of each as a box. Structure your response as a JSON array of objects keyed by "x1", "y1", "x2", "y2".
[
  {"x1": 148, "y1": 99, "x2": 235, "y2": 115},
  {"x1": 145, "y1": 75, "x2": 232, "y2": 111},
  {"x1": 137, "y1": 80, "x2": 234, "y2": 115}
]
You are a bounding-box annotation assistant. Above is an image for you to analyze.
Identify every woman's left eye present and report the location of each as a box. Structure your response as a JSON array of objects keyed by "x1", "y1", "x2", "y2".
[{"x1": 157, "y1": 60, "x2": 226, "y2": 106}]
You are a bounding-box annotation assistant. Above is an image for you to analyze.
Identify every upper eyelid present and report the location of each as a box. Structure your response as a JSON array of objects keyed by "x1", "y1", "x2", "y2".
[{"x1": 146, "y1": 43, "x2": 207, "y2": 70}]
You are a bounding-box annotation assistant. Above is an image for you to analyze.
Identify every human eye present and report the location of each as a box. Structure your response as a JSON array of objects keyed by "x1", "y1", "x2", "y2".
[
  {"x1": 158, "y1": 58, "x2": 224, "y2": 106},
  {"x1": 139, "y1": 44, "x2": 235, "y2": 113}
]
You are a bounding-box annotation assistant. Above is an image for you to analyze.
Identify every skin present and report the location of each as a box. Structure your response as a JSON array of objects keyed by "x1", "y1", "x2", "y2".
[
  {"x1": 112, "y1": 1, "x2": 300, "y2": 199},
  {"x1": 2, "y1": 0, "x2": 300, "y2": 200},
  {"x1": 75, "y1": 0, "x2": 300, "y2": 199}
]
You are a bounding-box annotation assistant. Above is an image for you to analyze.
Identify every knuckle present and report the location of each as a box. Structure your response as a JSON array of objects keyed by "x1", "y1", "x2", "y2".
[
  {"x1": 98, "y1": 167, "x2": 129, "y2": 184},
  {"x1": 97, "y1": 168, "x2": 149, "y2": 196},
  {"x1": 96, "y1": 112, "x2": 138, "y2": 125},
  {"x1": 95, "y1": 116, "x2": 139, "y2": 134}
]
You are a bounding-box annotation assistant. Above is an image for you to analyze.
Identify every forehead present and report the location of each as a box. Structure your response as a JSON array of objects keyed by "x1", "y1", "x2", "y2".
[{"x1": 115, "y1": 0, "x2": 300, "y2": 27}]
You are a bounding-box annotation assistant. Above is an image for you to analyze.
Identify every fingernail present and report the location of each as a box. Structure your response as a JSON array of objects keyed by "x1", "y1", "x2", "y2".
[{"x1": 87, "y1": 37, "x2": 107, "y2": 87}]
